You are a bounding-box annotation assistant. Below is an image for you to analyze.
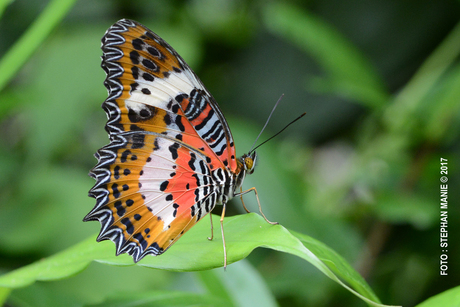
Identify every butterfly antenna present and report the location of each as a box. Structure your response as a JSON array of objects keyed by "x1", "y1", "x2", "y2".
[
  {"x1": 249, "y1": 112, "x2": 306, "y2": 153},
  {"x1": 249, "y1": 94, "x2": 285, "y2": 152}
]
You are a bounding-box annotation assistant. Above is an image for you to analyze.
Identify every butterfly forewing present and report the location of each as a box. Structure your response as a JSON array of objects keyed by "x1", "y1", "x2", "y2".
[
  {"x1": 85, "y1": 19, "x2": 238, "y2": 262},
  {"x1": 101, "y1": 19, "x2": 236, "y2": 170}
]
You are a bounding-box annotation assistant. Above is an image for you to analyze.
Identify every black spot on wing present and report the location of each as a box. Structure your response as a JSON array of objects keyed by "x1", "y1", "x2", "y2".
[
  {"x1": 127, "y1": 106, "x2": 156, "y2": 122},
  {"x1": 114, "y1": 201, "x2": 125, "y2": 217},
  {"x1": 164, "y1": 114, "x2": 171, "y2": 125},
  {"x1": 168, "y1": 143, "x2": 180, "y2": 159},
  {"x1": 147, "y1": 46, "x2": 160, "y2": 57},
  {"x1": 133, "y1": 233, "x2": 148, "y2": 249},
  {"x1": 142, "y1": 58, "x2": 157, "y2": 71},
  {"x1": 175, "y1": 116, "x2": 185, "y2": 132},
  {"x1": 130, "y1": 82, "x2": 139, "y2": 93},
  {"x1": 132, "y1": 38, "x2": 144, "y2": 50},
  {"x1": 143, "y1": 73, "x2": 154, "y2": 82},
  {"x1": 145, "y1": 31, "x2": 156, "y2": 41},
  {"x1": 121, "y1": 150, "x2": 131, "y2": 163},
  {"x1": 132, "y1": 66, "x2": 139, "y2": 79},
  {"x1": 121, "y1": 218, "x2": 134, "y2": 235},
  {"x1": 130, "y1": 51, "x2": 140, "y2": 64},
  {"x1": 160, "y1": 180, "x2": 169, "y2": 191},
  {"x1": 173, "y1": 203, "x2": 179, "y2": 217},
  {"x1": 112, "y1": 183, "x2": 120, "y2": 198},
  {"x1": 114, "y1": 166, "x2": 120, "y2": 179}
]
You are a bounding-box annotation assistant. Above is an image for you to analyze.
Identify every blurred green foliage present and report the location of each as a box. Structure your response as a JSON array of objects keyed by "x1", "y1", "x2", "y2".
[{"x1": 0, "y1": 0, "x2": 459, "y2": 306}]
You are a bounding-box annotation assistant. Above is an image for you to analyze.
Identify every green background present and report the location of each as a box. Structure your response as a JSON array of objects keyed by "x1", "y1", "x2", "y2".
[{"x1": 0, "y1": 0, "x2": 459, "y2": 306}]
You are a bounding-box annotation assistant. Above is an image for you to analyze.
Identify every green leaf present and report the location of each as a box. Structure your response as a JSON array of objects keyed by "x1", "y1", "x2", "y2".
[
  {"x1": 423, "y1": 64, "x2": 460, "y2": 142},
  {"x1": 263, "y1": 2, "x2": 389, "y2": 108},
  {"x1": 291, "y1": 230, "x2": 381, "y2": 304},
  {"x1": 0, "y1": 287, "x2": 11, "y2": 306},
  {"x1": 197, "y1": 269, "x2": 234, "y2": 304},
  {"x1": 0, "y1": 0, "x2": 77, "y2": 92},
  {"x1": 372, "y1": 194, "x2": 438, "y2": 229},
  {"x1": 197, "y1": 260, "x2": 278, "y2": 307},
  {"x1": 0, "y1": 214, "x2": 397, "y2": 307},
  {"x1": 89, "y1": 291, "x2": 227, "y2": 307},
  {"x1": 0, "y1": 236, "x2": 106, "y2": 288},
  {"x1": 0, "y1": 0, "x2": 13, "y2": 19},
  {"x1": 383, "y1": 21, "x2": 460, "y2": 134},
  {"x1": 415, "y1": 286, "x2": 460, "y2": 307}
]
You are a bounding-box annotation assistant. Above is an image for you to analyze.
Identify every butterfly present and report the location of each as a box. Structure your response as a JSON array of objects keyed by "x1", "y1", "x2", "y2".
[{"x1": 84, "y1": 19, "x2": 277, "y2": 269}]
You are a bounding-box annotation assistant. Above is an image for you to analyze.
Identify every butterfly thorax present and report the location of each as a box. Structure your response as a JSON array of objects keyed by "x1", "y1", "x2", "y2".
[{"x1": 210, "y1": 151, "x2": 257, "y2": 205}]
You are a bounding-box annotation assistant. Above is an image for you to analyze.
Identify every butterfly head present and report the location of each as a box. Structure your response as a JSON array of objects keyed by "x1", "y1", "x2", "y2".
[
  {"x1": 234, "y1": 151, "x2": 257, "y2": 191},
  {"x1": 242, "y1": 151, "x2": 257, "y2": 175}
]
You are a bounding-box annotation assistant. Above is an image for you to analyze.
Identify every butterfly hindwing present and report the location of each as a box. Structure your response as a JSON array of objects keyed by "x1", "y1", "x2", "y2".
[
  {"x1": 85, "y1": 19, "x2": 237, "y2": 261},
  {"x1": 87, "y1": 132, "x2": 217, "y2": 261}
]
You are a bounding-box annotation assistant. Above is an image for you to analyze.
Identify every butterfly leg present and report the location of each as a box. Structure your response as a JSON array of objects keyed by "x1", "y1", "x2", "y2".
[
  {"x1": 208, "y1": 214, "x2": 214, "y2": 241},
  {"x1": 220, "y1": 202, "x2": 227, "y2": 270},
  {"x1": 239, "y1": 187, "x2": 278, "y2": 225},
  {"x1": 239, "y1": 187, "x2": 251, "y2": 213}
]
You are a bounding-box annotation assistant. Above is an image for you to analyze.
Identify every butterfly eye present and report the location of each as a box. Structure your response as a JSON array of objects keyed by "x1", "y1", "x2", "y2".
[
  {"x1": 244, "y1": 154, "x2": 257, "y2": 174},
  {"x1": 244, "y1": 157, "x2": 253, "y2": 170}
]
